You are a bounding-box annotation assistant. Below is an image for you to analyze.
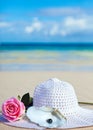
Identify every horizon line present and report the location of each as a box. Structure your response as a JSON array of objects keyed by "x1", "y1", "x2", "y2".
[{"x1": 0, "y1": 42, "x2": 93, "y2": 45}]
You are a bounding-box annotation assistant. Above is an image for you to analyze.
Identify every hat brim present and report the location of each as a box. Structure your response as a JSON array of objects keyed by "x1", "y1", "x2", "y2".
[{"x1": 0, "y1": 106, "x2": 93, "y2": 129}]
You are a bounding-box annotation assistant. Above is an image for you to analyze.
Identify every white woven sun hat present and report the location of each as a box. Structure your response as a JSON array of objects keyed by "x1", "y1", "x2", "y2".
[
  {"x1": 0, "y1": 78, "x2": 93, "y2": 129},
  {"x1": 31, "y1": 78, "x2": 93, "y2": 129}
]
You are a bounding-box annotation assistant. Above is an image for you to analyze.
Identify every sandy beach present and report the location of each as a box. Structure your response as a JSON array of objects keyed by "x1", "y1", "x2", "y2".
[{"x1": 0, "y1": 71, "x2": 93, "y2": 130}]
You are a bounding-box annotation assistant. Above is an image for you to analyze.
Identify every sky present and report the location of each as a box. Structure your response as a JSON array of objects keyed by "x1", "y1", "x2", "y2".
[{"x1": 0, "y1": 0, "x2": 93, "y2": 43}]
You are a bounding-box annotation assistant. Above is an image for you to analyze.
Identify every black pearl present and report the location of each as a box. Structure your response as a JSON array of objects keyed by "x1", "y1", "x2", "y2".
[{"x1": 46, "y1": 119, "x2": 53, "y2": 124}]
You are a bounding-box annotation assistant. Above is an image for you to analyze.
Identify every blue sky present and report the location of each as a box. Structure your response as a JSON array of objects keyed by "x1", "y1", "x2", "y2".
[{"x1": 0, "y1": 0, "x2": 93, "y2": 43}]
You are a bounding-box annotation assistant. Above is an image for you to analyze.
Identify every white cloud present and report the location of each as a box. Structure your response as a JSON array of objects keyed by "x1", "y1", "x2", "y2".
[
  {"x1": 1, "y1": 14, "x2": 92, "y2": 38},
  {"x1": 39, "y1": 7, "x2": 83, "y2": 16},
  {"x1": 64, "y1": 17, "x2": 86, "y2": 29},
  {"x1": 25, "y1": 26, "x2": 34, "y2": 33},
  {"x1": 25, "y1": 18, "x2": 43, "y2": 33},
  {"x1": 61, "y1": 16, "x2": 93, "y2": 36},
  {"x1": 60, "y1": 30, "x2": 67, "y2": 36},
  {"x1": 24, "y1": 15, "x2": 93, "y2": 37},
  {"x1": 33, "y1": 7, "x2": 93, "y2": 37},
  {"x1": 49, "y1": 24, "x2": 59, "y2": 36},
  {"x1": 59, "y1": 17, "x2": 86, "y2": 36},
  {"x1": 84, "y1": 16, "x2": 93, "y2": 30},
  {"x1": 49, "y1": 15, "x2": 93, "y2": 36},
  {"x1": 0, "y1": 21, "x2": 16, "y2": 34},
  {"x1": 0, "y1": 22, "x2": 11, "y2": 28},
  {"x1": 1, "y1": 7, "x2": 93, "y2": 42}
]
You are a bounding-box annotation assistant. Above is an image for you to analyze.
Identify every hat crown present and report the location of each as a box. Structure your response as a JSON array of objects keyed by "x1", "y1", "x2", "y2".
[{"x1": 33, "y1": 78, "x2": 78, "y2": 114}]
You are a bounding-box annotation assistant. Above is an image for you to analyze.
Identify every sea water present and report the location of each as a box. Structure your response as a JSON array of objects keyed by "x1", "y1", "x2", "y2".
[{"x1": 0, "y1": 43, "x2": 93, "y2": 71}]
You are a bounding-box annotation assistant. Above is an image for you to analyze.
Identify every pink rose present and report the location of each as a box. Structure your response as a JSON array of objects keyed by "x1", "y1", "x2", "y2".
[{"x1": 2, "y1": 97, "x2": 25, "y2": 122}]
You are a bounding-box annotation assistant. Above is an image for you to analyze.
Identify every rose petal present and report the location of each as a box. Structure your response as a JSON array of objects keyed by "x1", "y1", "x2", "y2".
[{"x1": 2, "y1": 97, "x2": 25, "y2": 122}]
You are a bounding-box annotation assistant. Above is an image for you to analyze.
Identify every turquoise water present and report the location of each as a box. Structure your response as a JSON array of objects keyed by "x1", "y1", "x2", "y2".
[
  {"x1": 1, "y1": 43, "x2": 93, "y2": 51},
  {"x1": 0, "y1": 43, "x2": 93, "y2": 71}
]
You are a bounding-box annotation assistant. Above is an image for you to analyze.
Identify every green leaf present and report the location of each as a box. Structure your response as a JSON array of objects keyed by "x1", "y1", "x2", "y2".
[
  {"x1": 29, "y1": 97, "x2": 33, "y2": 106},
  {"x1": 21, "y1": 93, "x2": 30, "y2": 106},
  {"x1": 21, "y1": 93, "x2": 33, "y2": 110}
]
